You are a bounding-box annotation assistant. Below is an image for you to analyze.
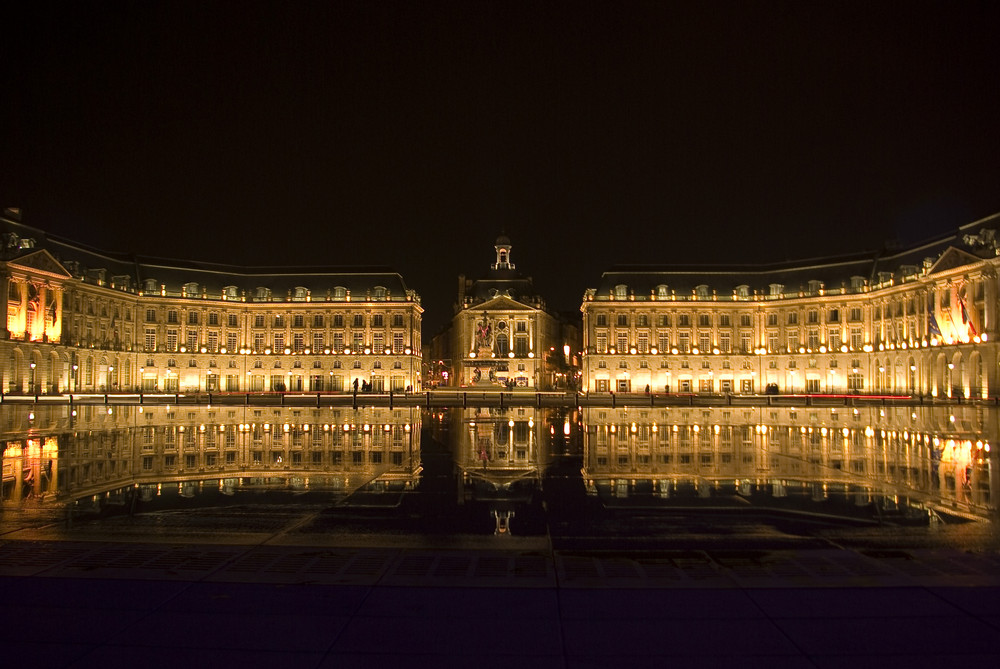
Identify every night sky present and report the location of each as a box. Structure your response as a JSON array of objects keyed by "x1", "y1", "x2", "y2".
[{"x1": 2, "y1": 1, "x2": 998, "y2": 334}]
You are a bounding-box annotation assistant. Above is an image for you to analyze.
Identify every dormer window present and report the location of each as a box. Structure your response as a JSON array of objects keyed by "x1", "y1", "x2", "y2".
[
  {"x1": 332, "y1": 286, "x2": 347, "y2": 300},
  {"x1": 143, "y1": 278, "x2": 158, "y2": 293},
  {"x1": 769, "y1": 283, "x2": 784, "y2": 298},
  {"x1": 850, "y1": 276, "x2": 866, "y2": 293},
  {"x1": 254, "y1": 287, "x2": 271, "y2": 301},
  {"x1": 695, "y1": 284, "x2": 709, "y2": 300},
  {"x1": 613, "y1": 284, "x2": 628, "y2": 300},
  {"x1": 183, "y1": 282, "x2": 199, "y2": 297},
  {"x1": 223, "y1": 285, "x2": 239, "y2": 300},
  {"x1": 292, "y1": 286, "x2": 308, "y2": 301},
  {"x1": 807, "y1": 280, "x2": 823, "y2": 295},
  {"x1": 656, "y1": 284, "x2": 669, "y2": 299},
  {"x1": 372, "y1": 286, "x2": 387, "y2": 301},
  {"x1": 735, "y1": 284, "x2": 750, "y2": 299}
]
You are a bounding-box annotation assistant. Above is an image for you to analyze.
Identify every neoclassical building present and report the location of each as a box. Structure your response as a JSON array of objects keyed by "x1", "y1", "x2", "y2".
[
  {"x1": 1, "y1": 209, "x2": 422, "y2": 394},
  {"x1": 444, "y1": 236, "x2": 580, "y2": 390},
  {"x1": 581, "y1": 212, "x2": 1000, "y2": 398}
]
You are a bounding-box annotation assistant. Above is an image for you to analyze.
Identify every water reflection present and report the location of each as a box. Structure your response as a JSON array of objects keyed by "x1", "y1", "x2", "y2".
[
  {"x1": 581, "y1": 405, "x2": 998, "y2": 523},
  {"x1": 1, "y1": 404, "x2": 421, "y2": 516},
  {"x1": 441, "y1": 407, "x2": 562, "y2": 535},
  {"x1": 2, "y1": 403, "x2": 997, "y2": 536}
]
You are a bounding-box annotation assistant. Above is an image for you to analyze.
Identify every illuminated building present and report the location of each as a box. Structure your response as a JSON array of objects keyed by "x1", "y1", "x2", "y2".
[
  {"x1": 444, "y1": 235, "x2": 580, "y2": 389},
  {"x1": 581, "y1": 212, "x2": 1000, "y2": 398},
  {"x1": 1, "y1": 209, "x2": 422, "y2": 394}
]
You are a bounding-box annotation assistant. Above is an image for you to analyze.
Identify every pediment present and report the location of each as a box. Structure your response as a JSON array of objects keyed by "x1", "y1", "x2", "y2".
[
  {"x1": 5, "y1": 249, "x2": 73, "y2": 279},
  {"x1": 470, "y1": 294, "x2": 536, "y2": 313},
  {"x1": 926, "y1": 246, "x2": 982, "y2": 275}
]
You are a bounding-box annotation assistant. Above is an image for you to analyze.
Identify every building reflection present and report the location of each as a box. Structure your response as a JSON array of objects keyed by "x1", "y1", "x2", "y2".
[
  {"x1": 1, "y1": 404, "x2": 421, "y2": 513},
  {"x1": 581, "y1": 405, "x2": 998, "y2": 522},
  {"x1": 446, "y1": 407, "x2": 558, "y2": 535}
]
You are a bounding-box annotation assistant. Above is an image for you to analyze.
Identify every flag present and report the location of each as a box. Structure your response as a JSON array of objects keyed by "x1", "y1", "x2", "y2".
[
  {"x1": 928, "y1": 312, "x2": 942, "y2": 337},
  {"x1": 959, "y1": 297, "x2": 977, "y2": 336}
]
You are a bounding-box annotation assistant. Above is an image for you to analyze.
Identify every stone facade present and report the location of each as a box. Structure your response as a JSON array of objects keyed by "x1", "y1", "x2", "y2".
[
  {"x1": 1, "y1": 211, "x2": 422, "y2": 395},
  {"x1": 581, "y1": 212, "x2": 1000, "y2": 398}
]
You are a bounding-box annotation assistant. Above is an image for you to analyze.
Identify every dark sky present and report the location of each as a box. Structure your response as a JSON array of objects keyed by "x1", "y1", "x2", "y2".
[{"x1": 2, "y1": 1, "x2": 998, "y2": 334}]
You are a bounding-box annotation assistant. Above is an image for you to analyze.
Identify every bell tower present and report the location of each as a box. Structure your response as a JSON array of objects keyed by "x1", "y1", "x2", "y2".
[{"x1": 492, "y1": 234, "x2": 514, "y2": 271}]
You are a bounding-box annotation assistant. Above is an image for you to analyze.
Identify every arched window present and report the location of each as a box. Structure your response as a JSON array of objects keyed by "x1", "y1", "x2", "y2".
[{"x1": 495, "y1": 333, "x2": 509, "y2": 356}]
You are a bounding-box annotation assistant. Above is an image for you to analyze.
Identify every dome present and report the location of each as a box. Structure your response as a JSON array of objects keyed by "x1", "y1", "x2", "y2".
[{"x1": 495, "y1": 234, "x2": 511, "y2": 247}]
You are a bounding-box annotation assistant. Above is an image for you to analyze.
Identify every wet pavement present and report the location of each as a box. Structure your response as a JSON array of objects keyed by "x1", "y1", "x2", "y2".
[{"x1": 2, "y1": 403, "x2": 1000, "y2": 665}]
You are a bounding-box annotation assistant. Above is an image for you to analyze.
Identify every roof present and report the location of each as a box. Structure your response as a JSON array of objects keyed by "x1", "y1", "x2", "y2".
[
  {"x1": 1, "y1": 213, "x2": 419, "y2": 303},
  {"x1": 591, "y1": 212, "x2": 1000, "y2": 300}
]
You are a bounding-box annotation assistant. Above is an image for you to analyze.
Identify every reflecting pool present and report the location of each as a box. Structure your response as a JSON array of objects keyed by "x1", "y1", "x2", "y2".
[{"x1": 2, "y1": 403, "x2": 998, "y2": 548}]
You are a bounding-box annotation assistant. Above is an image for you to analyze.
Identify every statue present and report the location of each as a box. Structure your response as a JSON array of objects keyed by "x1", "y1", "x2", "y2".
[{"x1": 475, "y1": 316, "x2": 492, "y2": 349}]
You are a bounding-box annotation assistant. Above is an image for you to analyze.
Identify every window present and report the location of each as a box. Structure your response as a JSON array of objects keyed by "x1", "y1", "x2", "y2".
[
  {"x1": 614, "y1": 284, "x2": 628, "y2": 299},
  {"x1": 850, "y1": 327, "x2": 863, "y2": 350},
  {"x1": 829, "y1": 329, "x2": 842, "y2": 350},
  {"x1": 274, "y1": 315, "x2": 284, "y2": 328},
  {"x1": 740, "y1": 314, "x2": 751, "y2": 328},
  {"x1": 293, "y1": 314, "x2": 304, "y2": 328},
  {"x1": 848, "y1": 372, "x2": 864, "y2": 391},
  {"x1": 616, "y1": 314, "x2": 628, "y2": 327},
  {"x1": 352, "y1": 314, "x2": 364, "y2": 328},
  {"x1": 636, "y1": 314, "x2": 649, "y2": 327},
  {"x1": 372, "y1": 314, "x2": 384, "y2": 328},
  {"x1": 719, "y1": 332, "x2": 730, "y2": 353},
  {"x1": 146, "y1": 309, "x2": 157, "y2": 322},
  {"x1": 254, "y1": 314, "x2": 265, "y2": 328},
  {"x1": 167, "y1": 329, "x2": 178, "y2": 351},
  {"x1": 658, "y1": 314, "x2": 670, "y2": 327},
  {"x1": 719, "y1": 314, "x2": 730, "y2": 327},
  {"x1": 208, "y1": 312, "x2": 219, "y2": 326},
  {"x1": 596, "y1": 314, "x2": 608, "y2": 327},
  {"x1": 849, "y1": 307, "x2": 862, "y2": 322},
  {"x1": 333, "y1": 314, "x2": 344, "y2": 327},
  {"x1": 313, "y1": 314, "x2": 324, "y2": 327},
  {"x1": 144, "y1": 328, "x2": 156, "y2": 351},
  {"x1": 228, "y1": 314, "x2": 239, "y2": 327},
  {"x1": 787, "y1": 312, "x2": 798, "y2": 325},
  {"x1": 828, "y1": 309, "x2": 840, "y2": 323},
  {"x1": 188, "y1": 311, "x2": 199, "y2": 325},
  {"x1": 678, "y1": 314, "x2": 690, "y2": 327},
  {"x1": 392, "y1": 314, "x2": 404, "y2": 327}
]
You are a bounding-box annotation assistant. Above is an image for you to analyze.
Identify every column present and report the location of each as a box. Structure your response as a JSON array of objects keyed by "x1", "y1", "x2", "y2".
[
  {"x1": 53, "y1": 287, "x2": 63, "y2": 343},
  {"x1": 0, "y1": 272, "x2": 9, "y2": 338},
  {"x1": 37, "y1": 283, "x2": 47, "y2": 342}
]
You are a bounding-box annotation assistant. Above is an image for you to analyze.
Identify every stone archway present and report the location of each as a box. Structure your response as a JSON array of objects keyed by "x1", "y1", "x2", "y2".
[
  {"x1": 969, "y1": 350, "x2": 985, "y2": 398},
  {"x1": 951, "y1": 351, "x2": 965, "y2": 398},
  {"x1": 934, "y1": 352, "x2": 947, "y2": 397}
]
